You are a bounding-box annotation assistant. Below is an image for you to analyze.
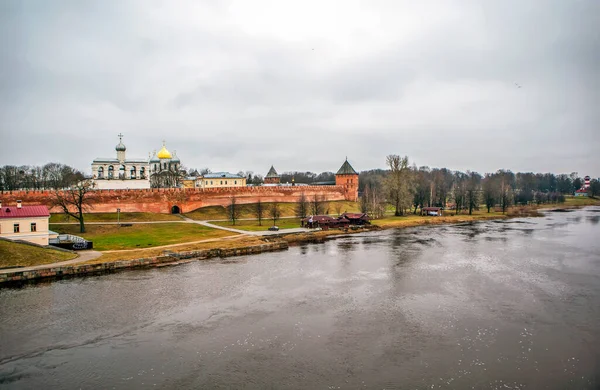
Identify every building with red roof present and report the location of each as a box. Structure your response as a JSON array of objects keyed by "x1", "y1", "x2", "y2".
[{"x1": 0, "y1": 201, "x2": 51, "y2": 245}]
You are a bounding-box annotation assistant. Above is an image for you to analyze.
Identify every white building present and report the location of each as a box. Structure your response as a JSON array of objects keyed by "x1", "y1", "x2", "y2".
[
  {"x1": 0, "y1": 201, "x2": 51, "y2": 246},
  {"x1": 91, "y1": 134, "x2": 181, "y2": 189}
]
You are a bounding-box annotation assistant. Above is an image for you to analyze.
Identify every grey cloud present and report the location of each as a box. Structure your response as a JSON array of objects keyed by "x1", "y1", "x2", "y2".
[{"x1": 1, "y1": 0, "x2": 599, "y2": 177}]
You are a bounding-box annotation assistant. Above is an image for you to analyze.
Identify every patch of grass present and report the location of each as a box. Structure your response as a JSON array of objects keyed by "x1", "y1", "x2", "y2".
[
  {"x1": 372, "y1": 211, "x2": 508, "y2": 229},
  {"x1": 184, "y1": 201, "x2": 361, "y2": 221},
  {"x1": 212, "y1": 218, "x2": 303, "y2": 231},
  {"x1": 50, "y1": 212, "x2": 181, "y2": 223},
  {"x1": 49, "y1": 223, "x2": 236, "y2": 251},
  {"x1": 0, "y1": 240, "x2": 77, "y2": 268},
  {"x1": 563, "y1": 196, "x2": 600, "y2": 206},
  {"x1": 82, "y1": 235, "x2": 268, "y2": 263}
]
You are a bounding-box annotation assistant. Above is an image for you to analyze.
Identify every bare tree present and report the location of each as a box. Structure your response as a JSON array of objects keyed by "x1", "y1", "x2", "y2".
[
  {"x1": 334, "y1": 202, "x2": 344, "y2": 216},
  {"x1": 295, "y1": 192, "x2": 309, "y2": 218},
  {"x1": 360, "y1": 186, "x2": 370, "y2": 214},
  {"x1": 52, "y1": 179, "x2": 96, "y2": 233},
  {"x1": 384, "y1": 155, "x2": 414, "y2": 216},
  {"x1": 482, "y1": 174, "x2": 497, "y2": 213},
  {"x1": 311, "y1": 194, "x2": 326, "y2": 215},
  {"x1": 150, "y1": 165, "x2": 187, "y2": 188},
  {"x1": 228, "y1": 196, "x2": 239, "y2": 225},
  {"x1": 255, "y1": 199, "x2": 264, "y2": 226},
  {"x1": 590, "y1": 179, "x2": 600, "y2": 198},
  {"x1": 466, "y1": 171, "x2": 481, "y2": 215},
  {"x1": 500, "y1": 178, "x2": 512, "y2": 214},
  {"x1": 269, "y1": 202, "x2": 280, "y2": 226}
]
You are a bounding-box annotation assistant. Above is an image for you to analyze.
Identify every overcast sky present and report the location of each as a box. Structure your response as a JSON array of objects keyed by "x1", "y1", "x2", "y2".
[{"x1": 1, "y1": 0, "x2": 599, "y2": 177}]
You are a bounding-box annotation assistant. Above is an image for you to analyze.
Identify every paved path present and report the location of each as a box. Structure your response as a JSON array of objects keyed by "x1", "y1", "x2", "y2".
[{"x1": 0, "y1": 250, "x2": 102, "y2": 274}]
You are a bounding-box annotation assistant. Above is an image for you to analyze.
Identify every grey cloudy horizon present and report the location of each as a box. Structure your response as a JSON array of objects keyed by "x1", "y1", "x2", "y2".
[{"x1": 1, "y1": 0, "x2": 599, "y2": 177}]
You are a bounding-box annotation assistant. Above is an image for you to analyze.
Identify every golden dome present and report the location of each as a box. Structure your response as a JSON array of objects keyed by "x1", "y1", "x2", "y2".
[{"x1": 157, "y1": 142, "x2": 172, "y2": 159}]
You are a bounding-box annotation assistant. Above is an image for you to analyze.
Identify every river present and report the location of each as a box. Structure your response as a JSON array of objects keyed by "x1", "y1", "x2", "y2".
[{"x1": 1, "y1": 207, "x2": 599, "y2": 389}]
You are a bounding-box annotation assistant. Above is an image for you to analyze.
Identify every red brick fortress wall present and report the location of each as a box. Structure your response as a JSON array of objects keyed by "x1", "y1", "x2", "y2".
[
  {"x1": 335, "y1": 174, "x2": 359, "y2": 202},
  {"x1": 0, "y1": 185, "x2": 356, "y2": 214}
]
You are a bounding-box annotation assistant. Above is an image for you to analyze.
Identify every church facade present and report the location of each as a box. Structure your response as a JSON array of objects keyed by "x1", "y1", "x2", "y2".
[{"x1": 91, "y1": 135, "x2": 181, "y2": 189}]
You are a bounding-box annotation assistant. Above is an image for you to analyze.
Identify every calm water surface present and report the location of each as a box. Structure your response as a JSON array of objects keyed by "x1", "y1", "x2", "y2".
[{"x1": 1, "y1": 207, "x2": 600, "y2": 389}]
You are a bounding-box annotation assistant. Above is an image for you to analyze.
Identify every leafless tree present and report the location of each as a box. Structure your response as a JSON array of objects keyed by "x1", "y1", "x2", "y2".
[
  {"x1": 228, "y1": 196, "x2": 239, "y2": 225},
  {"x1": 295, "y1": 192, "x2": 309, "y2": 218},
  {"x1": 52, "y1": 179, "x2": 96, "y2": 233},
  {"x1": 334, "y1": 201, "x2": 344, "y2": 216},
  {"x1": 150, "y1": 165, "x2": 187, "y2": 188},
  {"x1": 255, "y1": 199, "x2": 264, "y2": 226},
  {"x1": 384, "y1": 155, "x2": 414, "y2": 216},
  {"x1": 311, "y1": 194, "x2": 326, "y2": 215},
  {"x1": 269, "y1": 202, "x2": 280, "y2": 226}
]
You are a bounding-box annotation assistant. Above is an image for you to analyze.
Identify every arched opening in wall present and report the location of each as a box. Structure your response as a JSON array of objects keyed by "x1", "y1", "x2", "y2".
[{"x1": 171, "y1": 205, "x2": 181, "y2": 214}]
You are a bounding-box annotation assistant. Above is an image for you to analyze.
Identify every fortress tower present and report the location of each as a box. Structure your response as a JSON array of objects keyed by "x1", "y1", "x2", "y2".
[{"x1": 335, "y1": 158, "x2": 359, "y2": 202}]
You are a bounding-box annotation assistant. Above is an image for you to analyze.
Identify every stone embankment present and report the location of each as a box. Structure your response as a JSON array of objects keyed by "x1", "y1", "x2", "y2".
[{"x1": 0, "y1": 241, "x2": 288, "y2": 285}]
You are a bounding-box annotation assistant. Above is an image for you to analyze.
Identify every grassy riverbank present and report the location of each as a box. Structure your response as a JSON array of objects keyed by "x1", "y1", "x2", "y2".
[
  {"x1": 82, "y1": 235, "x2": 268, "y2": 264},
  {"x1": 49, "y1": 223, "x2": 237, "y2": 251},
  {"x1": 0, "y1": 240, "x2": 77, "y2": 268}
]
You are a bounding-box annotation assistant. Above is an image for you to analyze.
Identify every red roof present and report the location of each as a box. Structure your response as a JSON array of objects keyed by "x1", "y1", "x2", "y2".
[
  {"x1": 341, "y1": 213, "x2": 369, "y2": 219},
  {"x1": 0, "y1": 205, "x2": 50, "y2": 219}
]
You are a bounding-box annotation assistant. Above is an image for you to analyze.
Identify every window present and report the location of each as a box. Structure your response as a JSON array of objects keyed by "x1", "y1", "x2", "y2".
[
  {"x1": 13, "y1": 224, "x2": 20, "y2": 233},
  {"x1": 210, "y1": 181, "x2": 213, "y2": 185},
  {"x1": 234, "y1": 181, "x2": 237, "y2": 185},
  {"x1": 220, "y1": 181, "x2": 223, "y2": 185},
  {"x1": 225, "y1": 181, "x2": 228, "y2": 185},
  {"x1": 31, "y1": 223, "x2": 37, "y2": 232}
]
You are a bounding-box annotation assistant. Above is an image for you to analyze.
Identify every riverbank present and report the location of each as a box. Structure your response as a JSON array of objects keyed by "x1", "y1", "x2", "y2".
[
  {"x1": 0, "y1": 240, "x2": 288, "y2": 286},
  {"x1": 2, "y1": 199, "x2": 597, "y2": 286}
]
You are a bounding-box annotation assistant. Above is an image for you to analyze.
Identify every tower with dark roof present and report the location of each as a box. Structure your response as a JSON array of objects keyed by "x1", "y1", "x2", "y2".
[
  {"x1": 335, "y1": 158, "x2": 359, "y2": 201},
  {"x1": 264, "y1": 165, "x2": 280, "y2": 184}
]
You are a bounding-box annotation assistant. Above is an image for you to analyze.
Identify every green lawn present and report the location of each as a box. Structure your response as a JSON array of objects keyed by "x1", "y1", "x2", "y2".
[
  {"x1": 50, "y1": 212, "x2": 181, "y2": 223},
  {"x1": 49, "y1": 223, "x2": 236, "y2": 251},
  {"x1": 212, "y1": 218, "x2": 304, "y2": 231},
  {"x1": 184, "y1": 201, "x2": 361, "y2": 221},
  {"x1": 0, "y1": 240, "x2": 77, "y2": 269}
]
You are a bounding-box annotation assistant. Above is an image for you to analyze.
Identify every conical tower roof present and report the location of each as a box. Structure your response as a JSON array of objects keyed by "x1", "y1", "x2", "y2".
[
  {"x1": 266, "y1": 165, "x2": 279, "y2": 178},
  {"x1": 336, "y1": 158, "x2": 358, "y2": 175}
]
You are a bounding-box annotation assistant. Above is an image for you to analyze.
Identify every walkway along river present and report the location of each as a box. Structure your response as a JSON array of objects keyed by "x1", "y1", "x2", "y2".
[{"x1": 1, "y1": 207, "x2": 599, "y2": 389}]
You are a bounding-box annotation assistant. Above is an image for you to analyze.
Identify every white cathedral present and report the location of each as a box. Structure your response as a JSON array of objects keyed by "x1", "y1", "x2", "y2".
[{"x1": 91, "y1": 134, "x2": 181, "y2": 189}]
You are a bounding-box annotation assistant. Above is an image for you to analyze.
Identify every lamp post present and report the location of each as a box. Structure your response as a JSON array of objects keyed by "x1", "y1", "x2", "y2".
[{"x1": 117, "y1": 208, "x2": 120, "y2": 225}]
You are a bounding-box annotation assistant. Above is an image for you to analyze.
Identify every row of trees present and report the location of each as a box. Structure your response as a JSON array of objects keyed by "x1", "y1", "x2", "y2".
[
  {"x1": 226, "y1": 193, "x2": 334, "y2": 225},
  {"x1": 0, "y1": 163, "x2": 85, "y2": 191},
  {"x1": 360, "y1": 155, "x2": 598, "y2": 217}
]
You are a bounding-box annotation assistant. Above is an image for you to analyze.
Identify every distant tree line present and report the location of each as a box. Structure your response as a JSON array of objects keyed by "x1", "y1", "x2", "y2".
[
  {"x1": 360, "y1": 156, "x2": 598, "y2": 218},
  {"x1": 0, "y1": 163, "x2": 85, "y2": 191}
]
